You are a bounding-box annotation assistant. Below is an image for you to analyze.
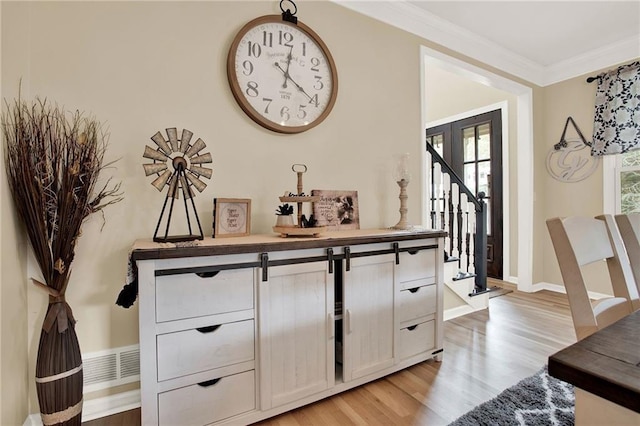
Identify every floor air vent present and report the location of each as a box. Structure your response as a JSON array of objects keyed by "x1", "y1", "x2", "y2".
[{"x1": 82, "y1": 345, "x2": 140, "y2": 392}]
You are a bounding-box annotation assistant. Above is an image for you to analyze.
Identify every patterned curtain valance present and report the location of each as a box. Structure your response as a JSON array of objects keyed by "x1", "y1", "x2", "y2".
[{"x1": 591, "y1": 61, "x2": 640, "y2": 156}]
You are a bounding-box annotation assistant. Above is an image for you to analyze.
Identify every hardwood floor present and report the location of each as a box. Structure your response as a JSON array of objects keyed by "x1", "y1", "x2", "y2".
[{"x1": 83, "y1": 289, "x2": 574, "y2": 426}]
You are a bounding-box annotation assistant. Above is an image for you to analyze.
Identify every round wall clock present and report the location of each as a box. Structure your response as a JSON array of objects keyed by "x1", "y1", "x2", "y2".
[{"x1": 227, "y1": 14, "x2": 338, "y2": 133}]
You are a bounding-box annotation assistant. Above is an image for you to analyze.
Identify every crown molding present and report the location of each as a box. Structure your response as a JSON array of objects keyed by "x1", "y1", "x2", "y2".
[
  {"x1": 542, "y1": 36, "x2": 640, "y2": 86},
  {"x1": 331, "y1": 0, "x2": 639, "y2": 87}
]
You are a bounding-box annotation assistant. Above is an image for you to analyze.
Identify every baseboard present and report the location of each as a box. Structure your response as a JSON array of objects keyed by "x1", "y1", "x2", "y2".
[
  {"x1": 444, "y1": 305, "x2": 479, "y2": 321},
  {"x1": 23, "y1": 389, "x2": 141, "y2": 426},
  {"x1": 532, "y1": 282, "x2": 611, "y2": 300}
]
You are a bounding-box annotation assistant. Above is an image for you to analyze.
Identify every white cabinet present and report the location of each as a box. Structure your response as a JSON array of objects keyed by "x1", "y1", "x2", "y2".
[
  {"x1": 343, "y1": 252, "x2": 396, "y2": 381},
  {"x1": 258, "y1": 261, "x2": 334, "y2": 409},
  {"x1": 134, "y1": 230, "x2": 444, "y2": 425},
  {"x1": 396, "y1": 246, "x2": 440, "y2": 361},
  {"x1": 137, "y1": 254, "x2": 258, "y2": 426}
]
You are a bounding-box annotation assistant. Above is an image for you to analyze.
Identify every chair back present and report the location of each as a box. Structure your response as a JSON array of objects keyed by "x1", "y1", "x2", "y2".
[
  {"x1": 615, "y1": 213, "x2": 640, "y2": 295},
  {"x1": 598, "y1": 215, "x2": 640, "y2": 311},
  {"x1": 547, "y1": 216, "x2": 633, "y2": 340}
]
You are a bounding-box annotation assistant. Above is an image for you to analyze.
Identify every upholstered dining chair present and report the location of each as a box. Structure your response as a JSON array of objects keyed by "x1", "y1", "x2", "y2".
[
  {"x1": 547, "y1": 216, "x2": 634, "y2": 340},
  {"x1": 615, "y1": 213, "x2": 640, "y2": 289}
]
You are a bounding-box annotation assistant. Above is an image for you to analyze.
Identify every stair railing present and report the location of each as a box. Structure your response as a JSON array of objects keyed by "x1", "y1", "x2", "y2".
[{"x1": 426, "y1": 141, "x2": 488, "y2": 295}]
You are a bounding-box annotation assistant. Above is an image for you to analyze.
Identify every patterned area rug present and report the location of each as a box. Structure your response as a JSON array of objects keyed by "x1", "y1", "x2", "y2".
[{"x1": 449, "y1": 366, "x2": 574, "y2": 426}]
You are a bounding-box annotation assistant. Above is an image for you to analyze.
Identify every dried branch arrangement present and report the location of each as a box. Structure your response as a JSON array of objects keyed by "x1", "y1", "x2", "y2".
[{"x1": 2, "y1": 96, "x2": 122, "y2": 424}]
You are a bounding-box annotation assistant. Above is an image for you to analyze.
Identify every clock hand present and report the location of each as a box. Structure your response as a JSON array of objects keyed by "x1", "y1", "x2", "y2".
[
  {"x1": 274, "y1": 63, "x2": 313, "y2": 101},
  {"x1": 282, "y1": 45, "x2": 294, "y2": 89}
]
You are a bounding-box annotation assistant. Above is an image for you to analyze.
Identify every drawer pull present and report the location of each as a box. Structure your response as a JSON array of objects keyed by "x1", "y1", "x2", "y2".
[
  {"x1": 407, "y1": 324, "x2": 418, "y2": 331},
  {"x1": 195, "y1": 271, "x2": 220, "y2": 279},
  {"x1": 197, "y1": 378, "x2": 221, "y2": 387},
  {"x1": 408, "y1": 249, "x2": 420, "y2": 255},
  {"x1": 327, "y1": 248, "x2": 334, "y2": 274},
  {"x1": 408, "y1": 287, "x2": 420, "y2": 293},
  {"x1": 196, "y1": 324, "x2": 221, "y2": 334},
  {"x1": 393, "y1": 242, "x2": 400, "y2": 265}
]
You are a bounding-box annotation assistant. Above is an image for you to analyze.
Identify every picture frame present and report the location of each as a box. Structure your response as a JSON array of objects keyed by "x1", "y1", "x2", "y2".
[
  {"x1": 213, "y1": 198, "x2": 251, "y2": 238},
  {"x1": 311, "y1": 190, "x2": 360, "y2": 230}
]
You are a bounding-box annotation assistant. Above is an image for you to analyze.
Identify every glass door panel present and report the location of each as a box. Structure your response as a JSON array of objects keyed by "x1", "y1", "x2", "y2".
[
  {"x1": 463, "y1": 128, "x2": 475, "y2": 162},
  {"x1": 478, "y1": 161, "x2": 491, "y2": 196},
  {"x1": 477, "y1": 123, "x2": 491, "y2": 160},
  {"x1": 464, "y1": 163, "x2": 476, "y2": 195}
]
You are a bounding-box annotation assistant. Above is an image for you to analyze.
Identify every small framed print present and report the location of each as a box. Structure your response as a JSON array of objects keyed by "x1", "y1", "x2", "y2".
[
  {"x1": 311, "y1": 190, "x2": 360, "y2": 230},
  {"x1": 213, "y1": 198, "x2": 251, "y2": 238}
]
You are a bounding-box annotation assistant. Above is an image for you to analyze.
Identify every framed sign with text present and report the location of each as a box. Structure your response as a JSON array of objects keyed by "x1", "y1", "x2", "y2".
[
  {"x1": 213, "y1": 198, "x2": 251, "y2": 238},
  {"x1": 311, "y1": 190, "x2": 359, "y2": 230}
]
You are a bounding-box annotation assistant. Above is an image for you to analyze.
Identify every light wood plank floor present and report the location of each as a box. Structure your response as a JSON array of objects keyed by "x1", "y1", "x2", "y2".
[{"x1": 84, "y1": 288, "x2": 575, "y2": 426}]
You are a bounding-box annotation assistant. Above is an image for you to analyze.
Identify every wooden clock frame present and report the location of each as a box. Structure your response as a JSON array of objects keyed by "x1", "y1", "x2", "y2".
[{"x1": 226, "y1": 15, "x2": 338, "y2": 134}]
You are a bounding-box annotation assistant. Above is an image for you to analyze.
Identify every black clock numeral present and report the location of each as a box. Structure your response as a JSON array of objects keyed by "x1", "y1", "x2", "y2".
[
  {"x1": 242, "y1": 60, "x2": 254, "y2": 76},
  {"x1": 309, "y1": 94, "x2": 319, "y2": 107},
  {"x1": 248, "y1": 41, "x2": 262, "y2": 58},
  {"x1": 297, "y1": 105, "x2": 307, "y2": 119},
  {"x1": 301, "y1": 42, "x2": 307, "y2": 57},
  {"x1": 310, "y1": 57, "x2": 320, "y2": 72},
  {"x1": 246, "y1": 81, "x2": 259, "y2": 97},
  {"x1": 280, "y1": 106, "x2": 291, "y2": 122},
  {"x1": 313, "y1": 76, "x2": 323, "y2": 90},
  {"x1": 262, "y1": 31, "x2": 273, "y2": 48},
  {"x1": 262, "y1": 98, "x2": 273, "y2": 114},
  {"x1": 279, "y1": 31, "x2": 294, "y2": 47}
]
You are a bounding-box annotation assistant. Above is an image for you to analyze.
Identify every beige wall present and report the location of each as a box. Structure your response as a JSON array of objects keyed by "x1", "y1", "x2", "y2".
[
  {"x1": 1, "y1": 0, "x2": 632, "y2": 419},
  {"x1": 0, "y1": 2, "x2": 30, "y2": 424},
  {"x1": 1, "y1": 0, "x2": 449, "y2": 412},
  {"x1": 539, "y1": 61, "x2": 639, "y2": 293}
]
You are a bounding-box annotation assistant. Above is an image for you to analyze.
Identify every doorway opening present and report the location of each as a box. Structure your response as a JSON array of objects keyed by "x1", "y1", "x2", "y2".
[
  {"x1": 427, "y1": 109, "x2": 503, "y2": 279},
  {"x1": 420, "y1": 45, "x2": 533, "y2": 290}
]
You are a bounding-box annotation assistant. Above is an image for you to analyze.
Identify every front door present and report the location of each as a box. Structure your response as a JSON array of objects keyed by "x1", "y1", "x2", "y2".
[{"x1": 426, "y1": 109, "x2": 503, "y2": 279}]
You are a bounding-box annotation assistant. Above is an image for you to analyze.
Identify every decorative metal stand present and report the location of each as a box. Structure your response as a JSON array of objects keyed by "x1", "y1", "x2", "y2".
[
  {"x1": 142, "y1": 128, "x2": 213, "y2": 242},
  {"x1": 273, "y1": 164, "x2": 326, "y2": 237}
]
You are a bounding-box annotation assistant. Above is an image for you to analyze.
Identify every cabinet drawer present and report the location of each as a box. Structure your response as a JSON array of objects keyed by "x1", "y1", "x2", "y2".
[
  {"x1": 158, "y1": 370, "x2": 255, "y2": 425},
  {"x1": 399, "y1": 320, "x2": 435, "y2": 360},
  {"x1": 156, "y1": 269, "x2": 254, "y2": 322},
  {"x1": 397, "y1": 249, "x2": 436, "y2": 284},
  {"x1": 399, "y1": 283, "x2": 436, "y2": 324},
  {"x1": 157, "y1": 319, "x2": 254, "y2": 381}
]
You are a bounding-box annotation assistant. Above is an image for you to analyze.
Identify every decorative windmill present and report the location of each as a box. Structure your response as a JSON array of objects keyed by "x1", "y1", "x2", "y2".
[{"x1": 142, "y1": 127, "x2": 213, "y2": 242}]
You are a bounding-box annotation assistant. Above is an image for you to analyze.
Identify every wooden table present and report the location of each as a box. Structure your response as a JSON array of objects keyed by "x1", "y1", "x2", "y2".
[{"x1": 549, "y1": 310, "x2": 640, "y2": 425}]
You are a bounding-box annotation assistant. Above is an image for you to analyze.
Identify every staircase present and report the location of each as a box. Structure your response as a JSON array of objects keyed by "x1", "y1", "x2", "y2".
[{"x1": 426, "y1": 142, "x2": 493, "y2": 320}]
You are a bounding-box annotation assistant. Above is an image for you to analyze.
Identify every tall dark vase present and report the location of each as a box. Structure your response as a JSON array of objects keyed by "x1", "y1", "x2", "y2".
[{"x1": 35, "y1": 301, "x2": 83, "y2": 426}]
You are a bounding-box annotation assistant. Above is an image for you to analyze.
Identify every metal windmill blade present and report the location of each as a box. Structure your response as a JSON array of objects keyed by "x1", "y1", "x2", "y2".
[{"x1": 143, "y1": 127, "x2": 213, "y2": 243}]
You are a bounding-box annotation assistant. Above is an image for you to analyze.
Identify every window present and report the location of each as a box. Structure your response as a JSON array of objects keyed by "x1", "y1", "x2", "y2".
[{"x1": 619, "y1": 150, "x2": 640, "y2": 213}]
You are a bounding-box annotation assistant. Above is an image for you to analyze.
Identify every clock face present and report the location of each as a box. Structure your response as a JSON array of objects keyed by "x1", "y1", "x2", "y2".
[{"x1": 227, "y1": 15, "x2": 338, "y2": 134}]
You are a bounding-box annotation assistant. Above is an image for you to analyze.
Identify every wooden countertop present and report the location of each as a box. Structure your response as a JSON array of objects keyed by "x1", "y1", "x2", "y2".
[
  {"x1": 131, "y1": 228, "x2": 447, "y2": 261},
  {"x1": 548, "y1": 310, "x2": 640, "y2": 413}
]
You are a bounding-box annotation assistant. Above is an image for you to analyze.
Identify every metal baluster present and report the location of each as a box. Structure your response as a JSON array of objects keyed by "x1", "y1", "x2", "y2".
[{"x1": 457, "y1": 189, "x2": 463, "y2": 268}]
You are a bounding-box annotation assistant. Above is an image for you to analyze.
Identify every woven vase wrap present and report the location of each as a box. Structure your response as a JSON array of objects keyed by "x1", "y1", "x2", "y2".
[{"x1": 35, "y1": 299, "x2": 83, "y2": 426}]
